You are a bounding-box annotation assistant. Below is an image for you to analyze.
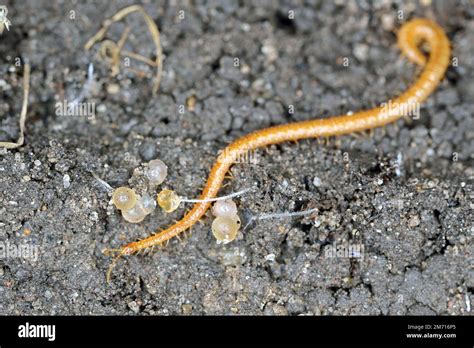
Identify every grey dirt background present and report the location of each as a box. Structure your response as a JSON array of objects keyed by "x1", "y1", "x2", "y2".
[{"x1": 0, "y1": 0, "x2": 472, "y2": 315}]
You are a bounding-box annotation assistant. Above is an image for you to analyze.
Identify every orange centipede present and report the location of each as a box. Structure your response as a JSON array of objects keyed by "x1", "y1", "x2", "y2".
[{"x1": 106, "y1": 18, "x2": 451, "y2": 281}]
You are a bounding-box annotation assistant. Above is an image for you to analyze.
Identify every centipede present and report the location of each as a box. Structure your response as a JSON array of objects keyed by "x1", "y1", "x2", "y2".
[{"x1": 105, "y1": 18, "x2": 451, "y2": 282}]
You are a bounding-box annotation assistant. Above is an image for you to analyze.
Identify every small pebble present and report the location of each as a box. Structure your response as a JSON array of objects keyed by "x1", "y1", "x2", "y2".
[
  {"x1": 45, "y1": 290, "x2": 53, "y2": 299},
  {"x1": 128, "y1": 301, "x2": 140, "y2": 313},
  {"x1": 408, "y1": 214, "x2": 420, "y2": 227},
  {"x1": 353, "y1": 43, "x2": 369, "y2": 61},
  {"x1": 139, "y1": 142, "x2": 158, "y2": 161},
  {"x1": 107, "y1": 83, "x2": 120, "y2": 94},
  {"x1": 381, "y1": 14, "x2": 395, "y2": 31},
  {"x1": 265, "y1": 253, "x2": 276, "y2": 261},
  {"x1": 63, "y1": 174, "x2": 71, "y2": 189},
  {"x1": 97, "y1": 104, "x2": 107, "y2": 113},
  {"x1": 182, "y1": 304, "x2": 193, "y2": 314},
  {"x1": 313, "y1": 176, "x2": 322, "y2": 187},
  {"x1": 90, "y1": 211, "x2": 99, "y2": 222}
]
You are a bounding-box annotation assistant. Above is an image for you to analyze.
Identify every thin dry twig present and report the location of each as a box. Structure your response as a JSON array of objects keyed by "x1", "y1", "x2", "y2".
[
  {"x1": 84, "y1": 5, "x2": 162, "y2": 94},
  {"x1": 0, "y1": 64, "x2": 31, "y2": 149}
]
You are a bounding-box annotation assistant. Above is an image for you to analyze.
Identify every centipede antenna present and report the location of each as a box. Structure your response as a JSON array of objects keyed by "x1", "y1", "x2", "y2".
[{"x1": 106, "y1": 250, "x2": 125, "y2": 284}]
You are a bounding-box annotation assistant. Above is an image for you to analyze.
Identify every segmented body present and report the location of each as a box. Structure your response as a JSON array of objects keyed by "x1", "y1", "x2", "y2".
[{"x1": 114, "y1": 19, "x2": 451, "y2": 261}]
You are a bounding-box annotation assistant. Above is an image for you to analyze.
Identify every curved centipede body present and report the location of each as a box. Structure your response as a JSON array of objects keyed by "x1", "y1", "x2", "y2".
[{"x1": 106, "y1": 18, "x2": 451, "y2": 281}]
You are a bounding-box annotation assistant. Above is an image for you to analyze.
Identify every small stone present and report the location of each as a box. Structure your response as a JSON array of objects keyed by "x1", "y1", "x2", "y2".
[
  {"x1": 97, "y1": 104, "x2": 107, "y2": 113},
  {"x1": 313, "y1": 176, "x2": 322, "y2": 187},
  {"x1": 90, "y1": 211, "x2": 99, "y2": 222},
  {"x1": 241, "y1": 23, "x2": 250, "y2": 32},
  {"x1": 408, "y1": 214, "x2": 420, "y2": 227},
  {"x1": 354, "y1": 43, "x2": 369, "y2": 61},
  {"x1": 381, "y1": 14, "x2": 395, "y2": 31},
  {"x1": 139, "y1": 141, "x2": 158, "y2": 161},
  {"x1": 34, "y1": 160, "x2": 41, "y2": 167},
  {"x1": 262, "y1": 41, "x2": 278, "y2": 62},
  {"x1": 182, "y1": 304, "x2": 193, "y2": 314},
  {"x1": 128, "y1": 301, "x2": 140, "y2": 313},
  {"x1": 272, "y1": 304, "x2": 289, "y2": 315},
  {"x1": 107, "y1": 83, "x2": 120, "y2": 94},
  {"x1": 45, "y1": 290, "x2": 53, "y2": 299},
  {"x1": 265, "y1": 253, "x2": 276, "y2": 262},
  {"x1": 240, "y1": 64, "x2": 250, "y2": 74},
  {"x1": 63, "y1": 174, "x2": 71, "y2": 189}
]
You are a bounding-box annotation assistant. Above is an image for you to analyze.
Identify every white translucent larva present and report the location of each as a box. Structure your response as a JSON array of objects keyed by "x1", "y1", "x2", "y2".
[
  {"x1": 146, "y1": 159, "x2": 168, "y2": 185},
  {"x1": 211, "y1": 199, "x2": 238, "y2": 218}
]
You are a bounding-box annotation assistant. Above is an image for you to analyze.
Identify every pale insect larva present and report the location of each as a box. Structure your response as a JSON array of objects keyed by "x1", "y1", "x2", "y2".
[
  {"x1": 112, "y1": 187, "x2": 138, "y2": 211},
  {"x1": 146, "y1": 159, "x2": 168, "y2": 186}
]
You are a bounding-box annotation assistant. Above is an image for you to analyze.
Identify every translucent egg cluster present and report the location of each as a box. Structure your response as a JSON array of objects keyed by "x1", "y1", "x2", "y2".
[
  {"x1": 111, "y1": 158, "x2": 167, "y2": 223},
  {"x1": 211, "y1": 200, "x2": 240, "y2": 244},
  {"x1": 112, "y1": 187, "x2": 157, "y2": 223}
]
